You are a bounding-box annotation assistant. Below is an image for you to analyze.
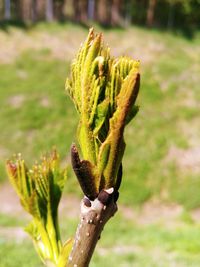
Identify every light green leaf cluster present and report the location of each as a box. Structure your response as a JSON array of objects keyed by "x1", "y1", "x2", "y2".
[
  {"x1": 66, "y1": 28, "x2": 140, "y2": 197},
  {"x1": 6, "y1": 151, "x2": 71, "y2": 267}
]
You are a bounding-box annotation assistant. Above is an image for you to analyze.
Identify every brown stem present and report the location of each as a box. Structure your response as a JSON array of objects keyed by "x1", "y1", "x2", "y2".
[{"x1": 66, "y1": 190, "x2": 117, "y2": 267}]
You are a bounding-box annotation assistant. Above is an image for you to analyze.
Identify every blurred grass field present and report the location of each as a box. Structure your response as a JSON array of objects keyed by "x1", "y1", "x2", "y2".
[{"x1": 0, "y1": 23, "x2": 200, "y2": 266}]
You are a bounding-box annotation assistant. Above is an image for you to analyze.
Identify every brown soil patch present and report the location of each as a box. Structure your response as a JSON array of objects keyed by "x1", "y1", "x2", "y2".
[
  {"x1": 120, "y1": 199, "x2": 183, "y2": 227},
  {"x1": 40, "y1": 96, "x2": 51, "y2": 107},
  {"x1": 0, "y1": 29, "x2": 84, "y2": 64},
  {"x1": 190, "y1": 208, "x2": 200, "y2": 223},
  {"x1": 8, "y1": 94, "x2": 25, "y2": 108},
  {"x1": 166, "y1": 145, "x2": 200, "y2": 174},
  {"x1": 0, "y1": 182, "x2": 199, "y2": 241},
  {"x1": 0, "y1": 27, "x2": 169, "y2": 66},
  {"x1": 0, "y1": 182, "x2": 80, "y2": 219},
  {"x1": 0, "y1": 182, "x2": 25, "y2": 215},
  {"x1": 0, "y1": 226, "x2": 27, "y2": 241},
  {"x1": 0, "y1": 182, "x2": 184, "y2": 224}
]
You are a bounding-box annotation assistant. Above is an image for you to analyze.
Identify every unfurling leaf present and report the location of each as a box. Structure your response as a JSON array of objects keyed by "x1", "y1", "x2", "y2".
[
  {"x1": 6, "y1": 150, "x2": 68, "y2": 266},
  {"x1": 67, "y1": 29, "x2": 140, "y2": 199}
]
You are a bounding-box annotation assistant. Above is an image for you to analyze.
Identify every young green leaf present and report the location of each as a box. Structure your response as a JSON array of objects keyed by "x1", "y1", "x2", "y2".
[{"x1": 66, "y1": 29, "x2": 140, "y2": 200}]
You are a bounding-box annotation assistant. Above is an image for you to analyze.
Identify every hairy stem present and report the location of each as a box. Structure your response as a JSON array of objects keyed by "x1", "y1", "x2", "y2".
[{"x1": 66, "y1": 190, "x2": 117, "y2": 267}]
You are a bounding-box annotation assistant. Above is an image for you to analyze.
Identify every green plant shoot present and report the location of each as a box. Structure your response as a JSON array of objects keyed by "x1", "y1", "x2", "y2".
[
  {"x1": 6, "y1": 28, "x2": 140, "y2": 267},
  {"x1": 6, "y1": 151, "x2": 72, "y2": 267},
  {"x1": 66, "y1": 28, "x2": 140, "y2": 200}
]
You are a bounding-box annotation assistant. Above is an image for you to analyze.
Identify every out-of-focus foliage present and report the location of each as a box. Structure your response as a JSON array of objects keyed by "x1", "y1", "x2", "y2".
[{"x1": 0, "y1": 0, "x2": 200, "y2": 35}]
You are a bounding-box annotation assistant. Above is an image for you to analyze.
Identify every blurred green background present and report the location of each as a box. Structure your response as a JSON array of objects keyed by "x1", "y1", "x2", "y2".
[{"x1": 0, "y1": 0, "x2": 200, "y2": 266}]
